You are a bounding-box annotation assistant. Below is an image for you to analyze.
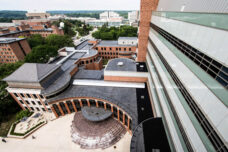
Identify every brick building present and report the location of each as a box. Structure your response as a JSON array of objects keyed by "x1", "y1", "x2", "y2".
[
  {"x1": 0, "y1": 38, "x2": 31, "y2": 63},
  {"x1": 0, "y1": 26, "x2": 64, "y2": 38},
  {"x1": 0, "y1": 19, "x2": 63, "y2": 38},
  {"x1": 2, "y1": 0, "x2": 228, "y2": 151},
  {"x1": 92, "y1": 37, "x2": 138, "y2": 60}
]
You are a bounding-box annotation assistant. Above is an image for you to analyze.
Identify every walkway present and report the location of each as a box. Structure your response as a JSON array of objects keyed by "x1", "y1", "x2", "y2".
[{"x1": 1, "y1": 113, "x2": 131, "y2": 152}]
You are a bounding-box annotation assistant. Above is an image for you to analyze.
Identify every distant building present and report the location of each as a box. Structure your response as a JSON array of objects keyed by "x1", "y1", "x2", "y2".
[
  {"x1": 100, "y1": 11, "x2": 120, "y2": 20},
  {"x1": 128, "y1": 11, "x2": 139, "y2": 26},
  {"x1": 26, "y1": 12, "x2": 50, "y2": 19},
  {"x1": 0, "y1": 38, "x2": 31, "y2": 63},
  {"x1": 92, "y1": 37, "x2": 138, "y2": 60}
]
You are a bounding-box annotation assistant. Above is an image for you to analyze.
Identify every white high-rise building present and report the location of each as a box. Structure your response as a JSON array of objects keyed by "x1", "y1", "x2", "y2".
[
  {"x1": 99, "y1": 11, "x2": 120, "y2": 20},
  {"x1": 128, "y1": 11, "x2": 139, "y2": 24}
]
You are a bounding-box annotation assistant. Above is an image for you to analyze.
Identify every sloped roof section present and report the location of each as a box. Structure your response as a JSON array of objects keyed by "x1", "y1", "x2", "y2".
[{"x1": 3, "y1": 63, "x2": 60, "y2": 83}]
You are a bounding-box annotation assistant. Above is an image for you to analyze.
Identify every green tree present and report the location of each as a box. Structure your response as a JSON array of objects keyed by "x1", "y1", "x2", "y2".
[
  {"x1": 16, "y1": 110, "x2": 31, "y2": 120},
  {"x1": 27, "y1": 34, "x2": 45, "y2": 48},
  {"x1": 24, "y1": 45, "x2": 58, "y2": 63},
  {"x1": 62, "y1": 20, "x2": 76, "y2": 37},
  {"x1": 92, "y1": 25, "x2": 138, "y2": 40},
  {"x1": 46, "y1": 34, "x2": 74, "y2": 49},
  {"x1": 0, "y1": 62, "x2": 23, "y2": 122}
]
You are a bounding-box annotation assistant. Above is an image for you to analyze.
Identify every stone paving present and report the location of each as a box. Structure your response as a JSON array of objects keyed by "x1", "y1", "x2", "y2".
[
  {"x1": 71, "y1": 112, "x2": 126, "y2": 149},
  {"x1": 1, "y1": 113, "x2": 131, "y2": 152}
]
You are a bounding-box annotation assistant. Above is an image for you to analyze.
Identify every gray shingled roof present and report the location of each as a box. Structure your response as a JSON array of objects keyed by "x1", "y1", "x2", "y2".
[{"x1": 3, "y1": 63, "x2": 60, "y2": 83}]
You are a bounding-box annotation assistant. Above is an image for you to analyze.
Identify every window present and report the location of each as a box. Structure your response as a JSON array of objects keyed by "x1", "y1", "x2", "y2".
[
  {"x1": 42, "y1": 108, "x2": 46, "y2": 112},
  {"x1": 24, "y1": 107, "x2": 28, "y2": 110},
  {"x1": 32, "y1": 101, "x2": 36, "y2": 105},
  {"x1": 30, "y1": 107, "x2": 34, "y2": 111},
  {"x1": 104, "y1": 47, "x2": 106, "y2": 50},
  {"x1": 119, "y1": 48, "x2": 121, "y2": 50},
  {"x1": 20, "y1": 93, "x2": 25, "y2": 98},
  {"x1": 19, "y1": 100, "x2": 24, "y2": 104},
  {"x1": 106, "y1": 103, "x2": 111, "y2": 110},
  {"x1": 90, "y1": 59, "x2": 92, "y2": 63},
  {"x1": 38, "y1": 101, "x2": 42, "y2": 105},
  {"x1": 73, "y1": 99, "x2": 81, "y2": 111},
  {"x1": 66, "y1": 101, "x2": 74, "y2": 113},
  {"x1": 124, "y1": 48, "x2": 126, "y2": 51},
  {"x1": 33, "y1": 94, "x2": 38, "y2": 99},
  {"x1": 81, "y1": 99, "x2": 88, "y2": 106},
  {"x1": 98, "y1": 101, "x2": 104, "y2": 108},
  {"x1": 89, "y1": 99, "x2": 96, "y2": 107},
  {"x1": 48, "y1": 108, "x2": 51, "y2": 111},
  {"x1": 125, "y1": 115, "x2": 128, "y2": 126},
  {"x1": 129, "y1": 48, "x2": 131, "y2": 51},
  {"x1": 101, "y1": 47, "x2": 103, "y2": 50},
  {"x1": 26, "y1": 94, "x2": 31, "y2": 98},
  {"x1": 116, "y1": 48, "x2": 118, "y2": 51},
  {"x1": 14, "y1": 93, "x2": 18, "y2": 97},
  {"x1": 113, "y1": 106, "x2": 118, "y2": 118},
  {"x1": 25, "y1": 100, "x2": 30, "y2": 104},
  {"x1": 110, "y1": 47, "x2": 112, "y2": 50},
  {"x1": 86, "y1": 60, "x2": 89, "y2": 64},
  {"x1": 119, "y1": 110, "x2": 123, "y2": 122},
  {"x1": 53, "y1": 104, "x2": 61, "y2": 116},
  {"x1": 40, "y1": 95, "x2": 44, "y2": 99},
  {"x1": 36, "y1": 107, "x2": 40, "y2": 111},
  {"x1": 59, "y1": 102, "x2": 68, "y2": 114}
]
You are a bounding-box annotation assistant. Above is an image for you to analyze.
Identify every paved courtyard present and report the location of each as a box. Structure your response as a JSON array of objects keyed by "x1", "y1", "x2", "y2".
[{"x1": 1, "y1": 113, "x2": 131, "y2": 152}]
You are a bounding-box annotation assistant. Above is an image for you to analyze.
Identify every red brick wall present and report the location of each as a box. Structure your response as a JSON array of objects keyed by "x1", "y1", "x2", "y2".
[
  {"x1": 94, "y1": 46, "x2": 136, "y2": 59},
  {"x1": 104, "y1": 76, "x2": 148, "y2": 82},
  {"x1": 9, "y1": 42, "x2": 25, "y2": 60},
  {"x1": 19, "y1": 39, "x2": 31, "y2": 54},
  {"x1": 137, "y1": 0, "x2": 159, "y2": 62}
]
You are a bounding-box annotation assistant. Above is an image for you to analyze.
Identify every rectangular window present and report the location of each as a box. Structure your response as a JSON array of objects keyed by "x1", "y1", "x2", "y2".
[
  {"x1": 25, "y1": 100, "x2": 30, "y2": 104},
  {"x1": 20, "y1": 93, "x2": 25, "y2": 98},
  {"x1": 36, "y1": 107, "x2": 40, "y2": 111},
  {"x1": 19, "y1": 100, "x2": 24, "y2": 104},
  {"x1": 38, "y1": 101, "x2": 42, "y2": 105},
  {"x1": 30, "y1": 107, "x2": 34, "y2": 111},
  {"x1": 14, "y1": 93, "x2": 18, "y2": 97},
  {"x1": 26, "y1": 94, "x2": 31, "y2": 98},
  {"x1": 32, "y1": 101, "x2": 36, "y2": 105},
  {"x1": 33, "y1": 94, "x2": 38, "y2": 99}
]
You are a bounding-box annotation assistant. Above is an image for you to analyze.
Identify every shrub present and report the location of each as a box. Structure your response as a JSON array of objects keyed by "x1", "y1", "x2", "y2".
[
  {"x1": 16, "y1": 110, "x2": 32, "y2": 121},
  {"x1": 10, "y1": 121, "x2": 45, "y2": 136}
]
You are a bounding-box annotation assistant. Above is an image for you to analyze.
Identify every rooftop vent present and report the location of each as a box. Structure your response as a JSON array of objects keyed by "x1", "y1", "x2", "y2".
[{"x1": 117, "y1": 62, "x2": 124, "y2": 66}]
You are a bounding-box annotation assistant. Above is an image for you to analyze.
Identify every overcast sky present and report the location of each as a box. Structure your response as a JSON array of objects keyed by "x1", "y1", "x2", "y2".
[{"x1": 0, "y1": 0, "x2": 140, "y2": 11}]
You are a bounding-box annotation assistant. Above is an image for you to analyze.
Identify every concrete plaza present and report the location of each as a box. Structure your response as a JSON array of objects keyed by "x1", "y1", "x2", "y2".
[{"x1": 1, "y1": 113, "x2": 131, "y2": 152}]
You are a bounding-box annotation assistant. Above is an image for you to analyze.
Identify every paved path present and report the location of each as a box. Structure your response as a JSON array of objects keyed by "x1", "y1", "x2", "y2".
[{"x1": 1, "y1": 113, "x2": 131, "y2": 152}]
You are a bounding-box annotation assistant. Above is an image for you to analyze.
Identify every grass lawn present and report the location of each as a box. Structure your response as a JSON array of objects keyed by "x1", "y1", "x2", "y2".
[{"x1": 0, "y1": 114, "x2": 17, "y2": 137}]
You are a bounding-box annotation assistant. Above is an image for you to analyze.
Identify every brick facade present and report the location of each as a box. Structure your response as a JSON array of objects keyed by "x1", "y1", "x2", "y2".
[
  {"x1": 94, "y1": 46, "x2": 137, "y2": 60},
  {"x1": 104, "y1": 76, "x2": 148, "y2": 83},
  {"x1": 137, "y1": 0, "x2": 159, "y2": 62},
  {"x1": 0, "y1": 39, "x2": 31, "y2": 63},
  {"x1": 50, "y1": 97, "x2": 132, "y2": 133}
]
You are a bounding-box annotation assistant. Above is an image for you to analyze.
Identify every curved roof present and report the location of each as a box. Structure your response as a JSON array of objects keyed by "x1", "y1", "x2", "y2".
[
  {"x1": 47, "y1": 85, "x2": 138, "y2": 130},
  {"x1": 105, "y1": 58, "x2": 137, "y2": 72}
]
